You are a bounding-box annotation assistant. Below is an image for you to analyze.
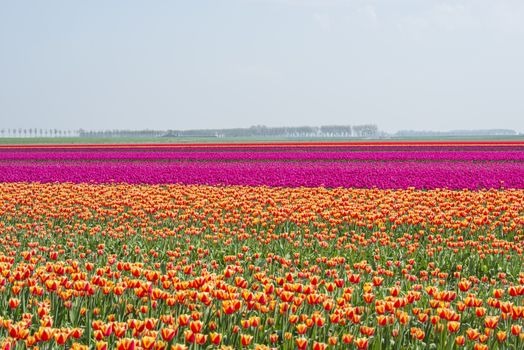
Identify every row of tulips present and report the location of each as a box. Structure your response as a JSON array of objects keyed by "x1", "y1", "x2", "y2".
[
  {"x1": 0, "y1": 183, "x2": 522, "y2": 348},
  {"x1": 0, "y1": 143, "x2": 523, "y2": 189},
  {"x1": 0, "y1": 160, "x2": 523, "y2": 189},
  {"x1": 1, "y1": 149, "x2": 524, "y2": 162},
  {"x1": 1, "y1": 142, "x2": 522, "y2": 151}
]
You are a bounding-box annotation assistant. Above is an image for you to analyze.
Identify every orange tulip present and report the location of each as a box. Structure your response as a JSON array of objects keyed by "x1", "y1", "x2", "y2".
[
  {"x1": 496, "y1": 331, "x2": 507, "y2": 342},
  {"x1": 363, "y1": 293, "x2": 375, "y2": 304},
  {"x1": 269, "y1": 333, "x2": 279, "y2": 343},
  {"x1": 475, "y1": 307, "x2": 486, "y2": 317},
  {"x1": 116, "y1": 338, "x2": 136, "y2": 350},
  {"x1": 195, "y1": 333, "x2": 207, "y2": 345},
  {"x1": 36, "y1": 327, "x2": 53, "y2": 342},
  {"x1": 458, "y1": 279, "x2": 471, "y2": 292},
  {"x1": 473, "y1": 344, "x2": 488, "y2": 350},
  {"x1": 354, "y1": 337, "x2": 369, "y2": 349},
  {"x1": 296, "y1": 337, "x2": 308, "y2": 350},
  {"x1": 447, "y1": 321, "x2": 460, "y2": 333},
  {"x1": 141, "y1": 336, "x2": 156, "y2": 350},
  {"x1": 360, "y1": 326, "x2": 375, "y2": 336},
  {"x1": 184, "y1": 330, "x2": 195, "y2": 344},
  {"x1": 240, "y1": 334, "x2": 253, "y2": 347},
  {"x1": 178, "y1": 315, "x2": 190, "y2": 326},
  {"x1": 160, "y1": 328, "x2": 176, "y2": 342},
  {"x1": 342, "y1": 334, "x2": 353, "y2": 344},
  {"x1": 209, "y1": 332, "x2": 222, "y2": 345},
  {"x1": 466, "y1": 328, "x2": 480, "y2": 340},
  {"x1": 484, "y1": 316, "x2": 499, "y2": 329},
  {"x1": 95, "y1": 342, "x2": 108, "y2": 350},
  {"x1": 455, "y1": 336, "x2": 465, "y2": 346},
  {"x1": 312, "y1": 342, "x2": 327, "y2": 350},
  {"x1": 189, "y1": 320, "x2": 202, "y2": 333},
  {"x1": 296, "y1": 323, "x2": 307, "y2": 335},
  {"x1": 8, "y1": 298, "x2": 20, "y2": 309}
]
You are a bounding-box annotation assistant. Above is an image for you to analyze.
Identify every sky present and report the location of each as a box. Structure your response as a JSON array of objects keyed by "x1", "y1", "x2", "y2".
[{"x1": 1, "y1": 0, "x2": 524, "y2": 133}]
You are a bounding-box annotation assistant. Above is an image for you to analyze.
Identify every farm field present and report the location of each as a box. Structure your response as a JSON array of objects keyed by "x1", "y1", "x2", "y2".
[{"x1": 0, "y1": 142, "x2": 523, "y2": 349}]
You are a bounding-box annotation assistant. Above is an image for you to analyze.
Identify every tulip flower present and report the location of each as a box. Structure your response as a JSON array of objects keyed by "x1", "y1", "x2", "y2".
[{"x1": 240, "y1": 334, "x2": 253, "y2": 347}]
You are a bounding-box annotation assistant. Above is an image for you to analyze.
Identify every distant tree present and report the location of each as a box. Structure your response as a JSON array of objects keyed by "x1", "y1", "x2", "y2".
[
  {"x1": 354, "y1": 124, "x2": 378, "y2": 137},
  {"x1": 320, "y1": 125, "x2": 352, "y2": 137}
]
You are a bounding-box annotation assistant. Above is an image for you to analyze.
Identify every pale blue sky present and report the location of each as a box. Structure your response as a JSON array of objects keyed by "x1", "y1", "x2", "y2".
[{"x1": 1, "y1": 0, "x2": 523, "y2": 132}]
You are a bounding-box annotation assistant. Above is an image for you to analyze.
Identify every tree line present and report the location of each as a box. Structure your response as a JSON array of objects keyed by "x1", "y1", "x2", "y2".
[
  {"x1": 77, "y1": 125, "x2": 380, "y2": 138},
  {"x1": 395, "y1": 129, "x2": 517, "y2": 136},
  {"x1": 3, "y1": 126, "x2": 519, "y2": 138},
  {"x1": 0, "y1": 128, "x2": 76, "y2": 137},
  {"x1": 0, "y1": 125, "x2": 381, "y2": 138}
]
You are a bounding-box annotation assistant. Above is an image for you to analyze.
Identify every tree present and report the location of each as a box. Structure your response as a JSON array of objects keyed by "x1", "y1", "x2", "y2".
[{"x1": 353, "y1": 124, "x2": 378, "y2": 137}]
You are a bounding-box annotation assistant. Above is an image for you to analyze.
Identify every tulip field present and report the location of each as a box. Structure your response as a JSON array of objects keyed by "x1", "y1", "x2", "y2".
[{"x1": 0, "y1": 142, "x2": 523, "y2": 350}]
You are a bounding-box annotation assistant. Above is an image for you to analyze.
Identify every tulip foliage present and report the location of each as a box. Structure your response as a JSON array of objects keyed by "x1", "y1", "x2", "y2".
[{"x1": 0, "y1": 142, "x2": 523, "y2": 349}]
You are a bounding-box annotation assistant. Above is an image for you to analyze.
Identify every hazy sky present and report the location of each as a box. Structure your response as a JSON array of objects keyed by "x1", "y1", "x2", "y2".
[{"x1": 1, "y1": 0, "x2": 524, "y2": 133}]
